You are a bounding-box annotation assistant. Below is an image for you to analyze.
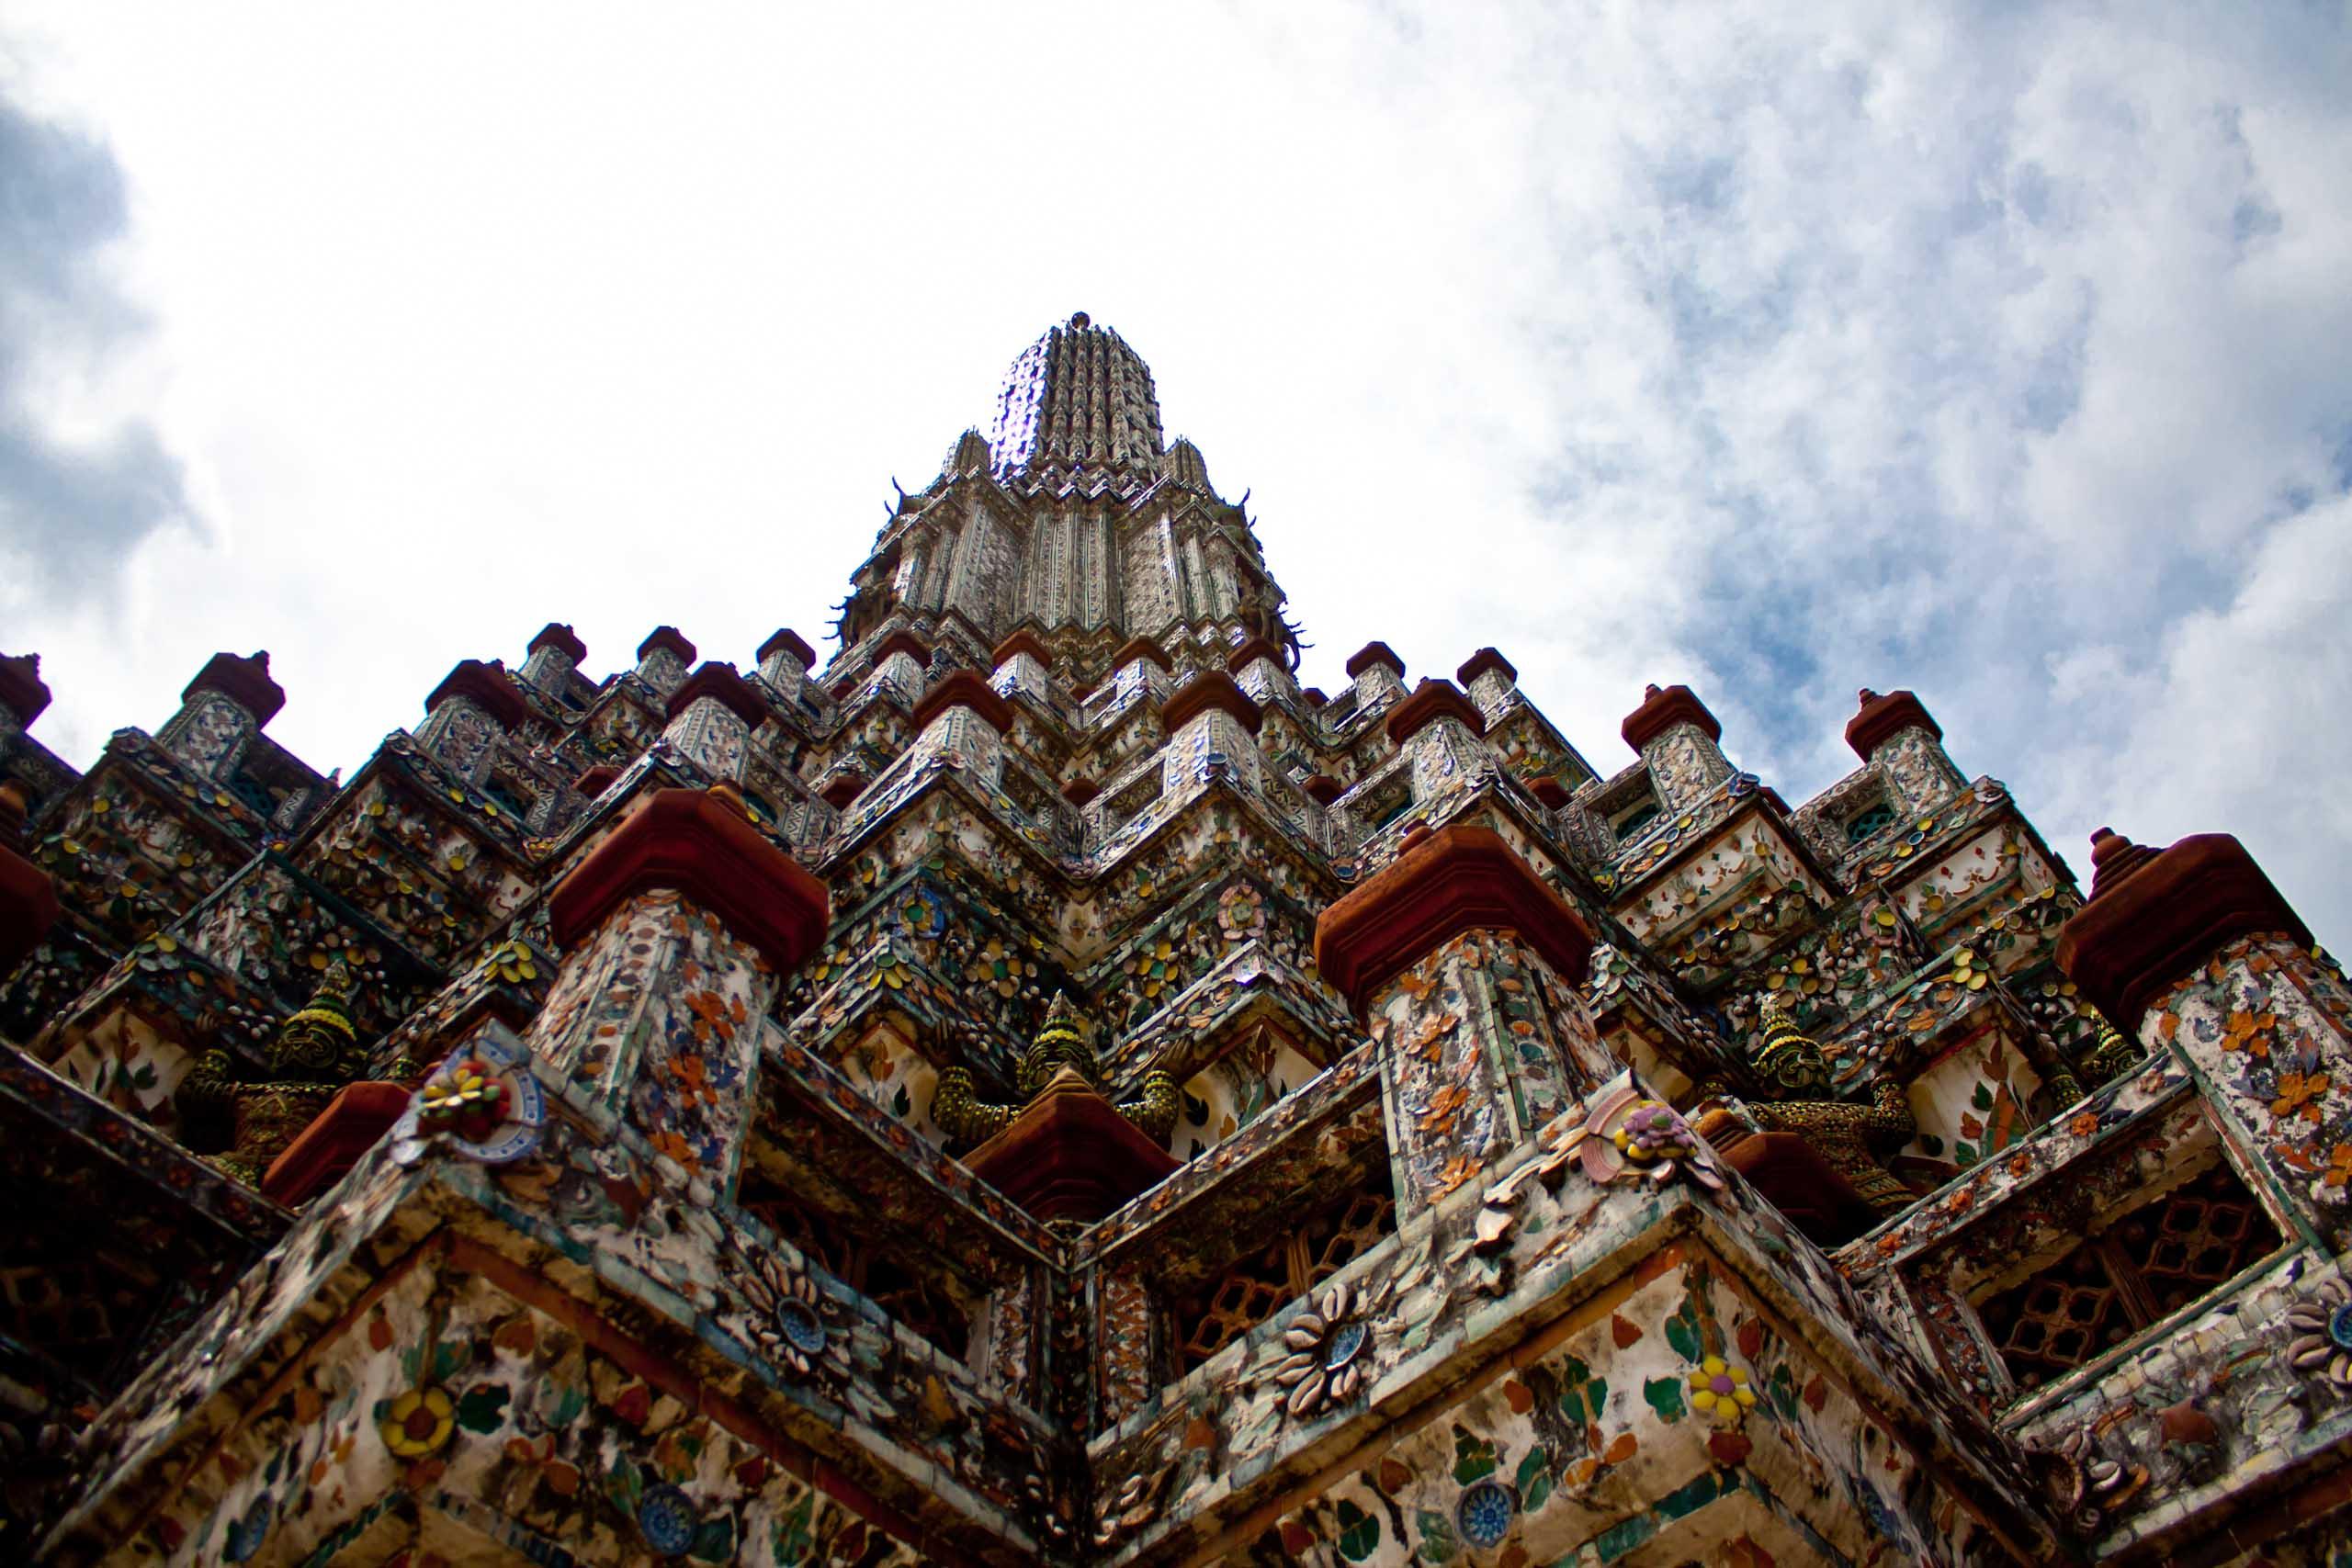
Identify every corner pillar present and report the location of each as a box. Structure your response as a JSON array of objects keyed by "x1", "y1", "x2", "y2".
[
  {"x1": 1315, "y1": 824, "x2": 1604, "y2": 1213},
  {"x1": 538, "y1": 787, "x2": 829, "y2": 1189},
  {"x1": 1620, "y1": 682, "x2": 1733, "y2": 808},
  {"x1": 633, "y1": 626, "x2": 696, "y2": 698},
  {"x1": 908, "y1": 671, "x2": 1013, "y2": 784},
  {"x1": 1385, "y1": 679, "x2": 1488, "y2": 807},
  {"x1": 2059, "y1": 827, "x2": 2347, "y2": 1244},
  {"x1": 661, "y1": 661, "x2": 768, "y2": 782},
  {"x1": 156, "y1": 650, "x2": 285, "y2": 781},
  {"x1": 1845, "y1": 687, "x2": 1966, "y2": 814},
  {"x1": 1160, "y1": 671, "x2": 1262, "y2": 795},
  {"x1": 413, "y1": 659, "x2": 528, "y2": 784},
  {"x1": 518, "y1": 621, "x2": 586, "y2": 694},
  {"x1": 755, "y1": 627, "x2": 815, "y2": 705},
  {"x1": 1343, "y1": 641, "x2": 1407, "y2": 712}
]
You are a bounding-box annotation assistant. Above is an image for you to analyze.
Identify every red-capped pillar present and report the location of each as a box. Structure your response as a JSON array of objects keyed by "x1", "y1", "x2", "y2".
[
  {"x1": 906, "y1": 671, "x2": 1017, "y2": 786},
  {"x1": 1227, "y1": 635, "x2": 1295, "y2": 707},
  {"x1": 865, "y1": 628, "x2": 930, "y2": 705},
  {"x1": 661, "y1": 661, "x2": 769, "y2": 782},
  {"x1": 2059, "y1": 827, "x2": 2348, "y2": 1244},
  {"x1": 1385, "y1": 679, "x2": 1488, "y2": 819},
  {"x1": 415, "y1": 659, "x2": 530, "y2": 784},
  {"x1": 1107, "y1": 636, "x2": 1174, "y2": 710},
  {"x1": 539, "y1": 787, "x2": 830, "y2": 1189},
  {"x1": 157, "y1": 650, "x2": 285, "y2": 781},
  {"x1": 1619, "y1": 682, "x2": 1734, "y2": 808},
  {"x1": 1455, "y1": 648, "x2": 1519, "y2": 720},
  {"x1": 755, "y1": 627, "x2": 817, "y2": 705},
  {"x1": 1160, "y1": 671, "x2": 1264, "y2": 795},
  {"x1": 1315, "y1": 824, "x2": 1606, "y2": 1213},
  {"x1": 633, "y1": 626, "x2": 697, "y2": 698},
  {"x1": 989, "y1": 628, "x2": 1056, "y2": 705},
  {"x1": 1344, "y1": 641, "x2": 1408, "y2": 714},
  {"x1": 1845, "y1": 687, "x2": 1964, "y2": 813},
  {"x1": 519, "y1": 622, "x2": 587, "y2": 695}
]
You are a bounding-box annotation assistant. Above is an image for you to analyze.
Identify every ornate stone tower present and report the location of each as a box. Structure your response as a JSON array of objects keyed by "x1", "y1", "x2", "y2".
[{"x1": 4, "y1": 315, "x2": 2350, "y2": 1565}]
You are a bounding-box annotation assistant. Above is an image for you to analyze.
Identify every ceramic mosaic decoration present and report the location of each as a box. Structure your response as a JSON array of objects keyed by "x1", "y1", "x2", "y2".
[{"x1": 2, "y1": 316, "x2": 2348, "y2": 1565}]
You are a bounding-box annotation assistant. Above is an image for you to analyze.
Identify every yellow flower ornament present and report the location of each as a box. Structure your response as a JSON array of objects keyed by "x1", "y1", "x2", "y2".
[
  {"x1": 1687, "y1": 1356, "x2": 1758, "y2": 1425},
  {"x1": 380, "y1": 1386, "x2": 455, "y2": 1457}
]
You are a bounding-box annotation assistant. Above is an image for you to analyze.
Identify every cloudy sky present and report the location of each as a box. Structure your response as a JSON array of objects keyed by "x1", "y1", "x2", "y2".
[{"x1": 4, "y1": 3, "x2": 2348, "y2": 938}]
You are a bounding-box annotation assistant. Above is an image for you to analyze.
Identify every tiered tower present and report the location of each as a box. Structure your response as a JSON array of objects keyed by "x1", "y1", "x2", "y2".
[{"x1": 4, "y1": 315, "x2": 2350, "y2": 1565}]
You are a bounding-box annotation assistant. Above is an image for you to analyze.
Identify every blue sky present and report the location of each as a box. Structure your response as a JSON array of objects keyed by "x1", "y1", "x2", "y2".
[{"x1": 3, "y1": 2, "x2": 2348, "y2": 939}]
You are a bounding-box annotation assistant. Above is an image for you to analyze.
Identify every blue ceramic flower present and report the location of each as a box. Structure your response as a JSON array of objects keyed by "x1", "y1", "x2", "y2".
[
  {"x1": 639, "y1": 1483, "x2": 701, "y2": 1555},
  {"x1": 1457, "y1": 1478, "x2": 1516, "y2": 1548}
]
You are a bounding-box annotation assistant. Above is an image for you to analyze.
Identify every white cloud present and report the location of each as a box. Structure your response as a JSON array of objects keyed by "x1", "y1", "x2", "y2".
[{"x1": 3, "y1": 1, "x2": 2347, "y2": 935}]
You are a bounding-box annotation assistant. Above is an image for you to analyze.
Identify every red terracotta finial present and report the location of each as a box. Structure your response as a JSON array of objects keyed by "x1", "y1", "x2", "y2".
[
  {"x1": 1622, "y1": 682, "x2": 1722, "y2": 751},
  {"x1": 529, "y1": 622, "x2": 587, "y2": 663},
  {"x1": 1160, "y1": 670, "x2": 1263, "y2": 737},
  {"x1": 1384, "y1": 678, "x2": 1485, "y2": 744},
  {"x1": 1314, "y1": 824, "x2": 1595, "y2": 1012},
  {"x1": 425, "y1": 658, "x2": 530, "y2": 728},
  {"x1": 2058, "y1": 828, "x2": 2311, "y2": 1025},
  {"x1": 2086, "y1": 826, "x2": 2161, "y2": 901},
  {"x1": 664, "y1": 661, "x2": 770, "y2": 727},
  {"x1": 1844, "y1": 687, "x2": 1941, "y2": 761},
  {"x1": 910, "y1": 670, "x2": 1016, "y2": 733},
  {"x1": 547, "y1": 787, "x2": 829, "y2": 974},
  {"x1": 184, "y1": 649, "x2": 288, "y2": 726},
  {"x1": 637, "y1": 626, "x2": 697, "y2": 666},
  {"x1": 1857, "y1": 687, "x2": 1880, "y2": 706},
  {"x1": 1456, "y1": 648, "x2": 1517, "y2": 689},
  {"x1": 0, "y1": 653, "x2": 52, "y2": 728},
  {"x1": 758, "y1": 627, "x2": 816, "y2": 667}
]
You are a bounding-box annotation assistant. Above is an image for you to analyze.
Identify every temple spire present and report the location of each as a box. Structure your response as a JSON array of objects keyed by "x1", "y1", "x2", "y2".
[{"x1": 988, "y1": 311, "x2": 1168, "y2": 491}]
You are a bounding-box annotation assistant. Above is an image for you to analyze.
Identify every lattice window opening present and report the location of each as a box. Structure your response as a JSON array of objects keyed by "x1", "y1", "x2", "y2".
[
  {"x1": 1169, "y1": 1174, "x2": 1397, "y2": 1373},
  {"x1": 1843, "y1": 800, "x2": 1898, "y2": 845},
  {"x1": 1971, "y1": 1156, "x2": 2283, "y2": 1395},
  {"x1": 0, "y1": 1260, "x2": 119, "y2": 1359},
  {"x1": 737, "y1": 1181, "x2": 976, "y2": 1364}
]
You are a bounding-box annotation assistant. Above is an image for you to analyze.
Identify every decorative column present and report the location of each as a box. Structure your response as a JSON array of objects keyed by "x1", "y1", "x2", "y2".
[
  {"x1": 633, "y1": 626, "x2": 697, "y2": 699},
  {"x1": 989, "y1": 629, "x2": 1056, "y2": 707},
  {"x1": 1384, "y1": 678, "x2": 1488, "y2": 806},
  {"x1": 1620, "y1": 682, "x2": 1734, "y2": 808},
  {"x1": 413, "y1": 659, "x2": 528, "y2": 785},
  {"x1": 1455, "y1": 648, "x2": 1519, "y2": 725},
  {"x1": 0, "y1": 652, "x2": 50, "y2": 757},
  {"x1": 538, "y1": 787, "x2": 829, "y2": 1190},
  {"x1": 866, "y1": 629, "x2": 930, "y2": 705},
  {"x1": 156, "y1": 650, "x2": 284, "y2": 782},
  {"x1": 1343, "y1": 641, "x2": 1408, "y2": 712},
  {"x1": 907, "y1": 671, "x2": 1013, "y2": 785},
  {"x1": 754, "y1": 627, "x2": 816, "y2": 706},
  {"x1": 2058, "y1": 827, "x2": 2349, "y2": 1246},
  {"x1": 1106, "y1": 636, "x2": 1173, "y2": 710},
  {"x1": 517, "y1": 622, "x2": 586, "y2": 696},
  {"x1": 1315, "y1": 823, "x2": 1605, "y2": 1213},
  {"x1": 660, "y1": 662, "x2": 768, "y2": 782},
  {"x1": 1845, "y1": 687, "x2": 1966, "y2": 815},
  {"x1": 1159, "y1": 671, "x2": 1262, "y2": 795},
  {"x1": 1226, "y1": 635, "x2": 1295, "y2": 707}
]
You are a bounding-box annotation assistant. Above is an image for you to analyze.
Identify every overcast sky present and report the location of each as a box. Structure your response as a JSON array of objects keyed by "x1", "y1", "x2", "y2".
[{"x1": 3, "y1": 3, "x2": 2348, "y2": 941}]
